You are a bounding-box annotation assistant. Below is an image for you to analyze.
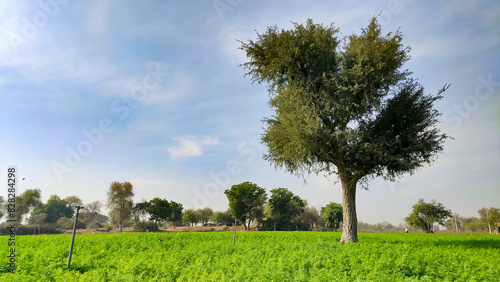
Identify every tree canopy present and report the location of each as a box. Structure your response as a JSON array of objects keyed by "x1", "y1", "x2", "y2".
[
  {"x1": 240, "y1": 17, "x2": 449, "y2": 242},
  {"x1": 15, "y1": 189, "x2": 42, "y2": 223},
  {"x1": 167, "y1": 201, "x2": 183, "y2": 226},
  {"x1": 107, "y1": 181, "x2": 134, "y2": 232},
  {"x1": 29, "y1": 195, "x2": 73, "y2": 224},
  {"x1": 267, "y1": 188, "x2": 305, "y2": 230},
  {"x1": 212, "y1": 211, "x2": 234, "y2": 226},
  {"x1": 196, "y1": 208, "x2": 214, "y2": 225},
  {"x1": 224, "y1": 182, "x2": 267, "y2": 230},
  {"x1": 147, "y1": 198, "x2": 171, "y2": 226},
  {"x1": 321, "y1": 202, "x2": 343, "y2": 230},
  {"x1": 182, "y1": 209, "x2": 198, "y2": 226},
  {"x1": 404, "y1": 199, "x2": 452, "y2": 233}
]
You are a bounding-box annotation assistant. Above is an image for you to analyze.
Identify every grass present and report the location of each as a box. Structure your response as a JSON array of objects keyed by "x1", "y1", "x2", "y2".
[{"x1": 1, "y1": 232, "x2": 499, "y2": 281}]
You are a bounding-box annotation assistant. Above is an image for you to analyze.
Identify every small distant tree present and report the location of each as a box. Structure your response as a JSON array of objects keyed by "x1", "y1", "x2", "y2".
[
  {"x1": 84, "y1": 201, "x2": 102, "y2": 229},
  {"x1": 212, "y1": 211, "x2": 234, "y2": 226},
  {"x1": 478, "y1": 207, "x2": 500, "y2": 234},
  {"x1": 15, "y1": 189, "x2": 42, "y2": 223},
  {"x1": 29, "y1": 195, "x2": 73, "y2": 224},
  {"x1": 464, "y1": 217, "x2": 486, "y2": 232},
  {"x1": 182, "y1": 209, "x2": 198, "y2": 226},
  {"x1": 225, "y1": 182, "x2": 267, "y2": 230},
  {"x1": 299, "y1": 206, "x2": 320, "y2": 230},
  {"x1": 404, "y1": 199, "x2": 451, "y2": 233},
  {"x1": 268, "y1": 188, "x2": 305, "y2": 230},
  {"x1": 107, "y1": 181, "x2": 134, "y2": 232},
  {"x1": 64, "y1": 196, "x2": 83, "y2": 208},
  {"x1": 196, "y1": 207, "x2": 214, "y2": 225},
  {"x1": 321, "y1": 202, "x2": 343, "y2": 230},
  {"x1": 133, "y1": 201, "x2": 150, "y2": 223},
  {"x1": 146, "y1": 198, "x2": 171, "y2": 227},
  {"x1": 168, "y1": 201, "x2": 183, "y2": 226}
]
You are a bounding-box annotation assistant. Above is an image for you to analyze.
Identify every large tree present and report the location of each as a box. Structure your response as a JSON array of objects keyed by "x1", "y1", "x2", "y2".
[
  {"x1": 404, "y1": 199, "x2": 451, "y2": 233},
  {"x1": 240, "y1": 17, "x2": 449, "y2": 242},
  {"x1": 224, "y1": 182, "x2": 267, "y2": 230},
  {"x1": 107, "y1": 181, "x2": 134, "y2": 232}
]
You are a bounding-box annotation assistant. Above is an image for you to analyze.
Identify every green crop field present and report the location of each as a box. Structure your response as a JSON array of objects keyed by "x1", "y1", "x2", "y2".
[{"x1": 1, "y1": 232, "x2": 499, "y2": 281}]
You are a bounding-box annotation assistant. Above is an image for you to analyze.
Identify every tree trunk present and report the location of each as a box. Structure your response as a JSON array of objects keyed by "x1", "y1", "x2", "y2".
[{"x1": 339, "y1": 173, "x2": 358, "y2": 243}]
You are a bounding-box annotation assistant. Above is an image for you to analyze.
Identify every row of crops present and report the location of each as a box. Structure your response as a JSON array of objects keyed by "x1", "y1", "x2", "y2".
[{"x1": 2, "y1": 231, "x2": 500, "y2": 281}]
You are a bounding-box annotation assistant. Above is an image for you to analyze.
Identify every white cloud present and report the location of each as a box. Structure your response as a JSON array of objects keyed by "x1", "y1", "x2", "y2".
[{"x1": 167, "y1": 135, "x2": 219, "y2": 159}]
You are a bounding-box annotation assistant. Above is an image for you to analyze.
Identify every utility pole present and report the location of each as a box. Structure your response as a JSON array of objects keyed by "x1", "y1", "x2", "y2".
[{"x1": 67, "y1": 205, "x2": 83, "y2": 270}]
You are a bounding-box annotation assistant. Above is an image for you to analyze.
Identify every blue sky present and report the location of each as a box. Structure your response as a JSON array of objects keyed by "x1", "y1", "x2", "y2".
[{"x1": 1, "y1": 0, "x2": 499, "y2": 225}]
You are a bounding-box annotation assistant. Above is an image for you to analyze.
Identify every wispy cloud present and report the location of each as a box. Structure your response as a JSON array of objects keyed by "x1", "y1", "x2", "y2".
[{"x1": 167, "y1": 135, "x2": 219, "y2": 159}]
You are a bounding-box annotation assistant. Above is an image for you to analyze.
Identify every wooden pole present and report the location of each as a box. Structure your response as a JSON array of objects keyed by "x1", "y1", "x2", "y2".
[
  {"x1": 67, "y1": 206, "x2": 83, "y2": 270},
  {"x1": 233, "y1": 220, "x2": 237, "y2": 245}
]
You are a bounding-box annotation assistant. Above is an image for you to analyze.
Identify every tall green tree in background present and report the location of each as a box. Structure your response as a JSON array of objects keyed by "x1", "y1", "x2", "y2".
[
  {"x1": 107, "y1": 181, "x2": 134, "y2": 232},
  {"x1": 225, "y1": 182, "x2": 267, "y2": 230},
  {"x1": 182, "y1": 209, "x2": 198, "y2": 226},
  {"x1": 30, "y1": 195, "x2": 73, "y2": 224},
  {"x1": 240, "y1": 17, "x2": 449, "y2": 242},
  {"x1": 147, "y1": 198, "x2": 170, "y2": 227},
  {"x1": 196, "y1": 207, "x2": 214, "y2": 225},
  {"x1": 168, "y1": 201, "x2": 184, "y2": 226},
  {"x1": 268, "y1": 188, "x2": 305, "y2": 230},
  {"x1": 321, "y1": 202, "x2": 343, "y2": 230},
  {"x1": 404, "y1": 199, "x2": 451, "y2": 233}
]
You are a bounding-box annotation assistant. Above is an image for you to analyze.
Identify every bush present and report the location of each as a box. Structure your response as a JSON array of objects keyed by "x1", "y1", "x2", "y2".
[
  {"x1": 56, "y1": 217, "x2": 86, "y2": 230},
  {"x1": 0, "y1": 224, "x2": 63, "y2": 235},
  {"x1": 133, "y1": 221, "x2": 158, "y2": 232}
]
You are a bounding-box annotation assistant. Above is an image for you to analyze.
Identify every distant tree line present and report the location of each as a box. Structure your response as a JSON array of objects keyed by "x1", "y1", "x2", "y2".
[
  {"x1": 1, "y1": 182, "x2": 497, "y2": 235},
  {"x1": 403, "y1": 199, "x2": 500, "y2": 234},
  {"x1": 0, "y1": 188, "x2": 108, "y2": 235}
]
